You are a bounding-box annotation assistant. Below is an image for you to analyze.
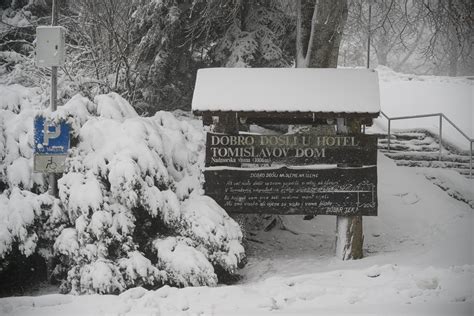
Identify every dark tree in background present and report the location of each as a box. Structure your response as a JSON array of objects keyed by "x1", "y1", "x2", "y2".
[
  {"x1": 129, "y1": 0, "x2": 197, "y2": 113},
  {"x1": 66, "y1": 0, "x2": 295, "y2": 114},
  {"x1": 0, "y1": 0, "x2": 472, "y2": 112},
  {"x1": 188, "y1": 0, "x2": 294, "y2": 68}
]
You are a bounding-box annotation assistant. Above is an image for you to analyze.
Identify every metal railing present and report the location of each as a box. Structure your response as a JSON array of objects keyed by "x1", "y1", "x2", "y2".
[{"x1": 379, "y1": 111, "x2": 473, "y2": 178}]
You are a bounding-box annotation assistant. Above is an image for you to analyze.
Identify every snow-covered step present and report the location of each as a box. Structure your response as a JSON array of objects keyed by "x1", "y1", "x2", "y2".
[
  {"x1": 393, "y1": 160, "x2": 470, "y2": 171},
  {"x1": 378, "y1": 137, "x2": 441, "y2": 152},
  {"x1": 378, "y1": 136, "x2": 437, "y2": 145},
  {"x1": 376, "y1": 130, "x2": 472, "y2": 179},
  {"x1": 382, "y1": 151, "x2": 472, "y2": 164},
  {"x1": 387, "y1": 132, "x2": 426, "y2": 140},
  {"x1": 378, "y1": 143, "x2": 440, "y2": 152}
]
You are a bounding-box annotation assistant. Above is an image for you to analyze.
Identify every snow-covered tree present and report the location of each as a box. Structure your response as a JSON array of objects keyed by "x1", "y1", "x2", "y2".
[
  {"x1": 128, "y1": 0, "x2": 198, "y2": 114},
  {"x1": 130, "y1": 0, "x2": 295, "y2": 113},
  {"x1": 203, "y1": 0, "x2": 295, "y2": 67},
  {"x1": 0, "y1": 55, "x2": 245, "y2": 294}
]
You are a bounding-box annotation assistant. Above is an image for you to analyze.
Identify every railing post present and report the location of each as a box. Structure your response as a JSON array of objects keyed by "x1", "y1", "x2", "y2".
[
  {"x1": 470, "y1": 141, "x2": 472, "y2": 179},
  {"x1": 387, "y1": 119, "x2": 391, "y2": 152},
  {"x1": 439, "y1": 114, "x2": 442, "y2": 162},
  {"x1": 380, "y1": 111, "x2": 471, "y2": 178}
]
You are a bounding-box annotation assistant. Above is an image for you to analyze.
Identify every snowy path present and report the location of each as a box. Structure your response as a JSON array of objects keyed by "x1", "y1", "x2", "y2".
[{"x1": 1, "y1": 154, "x2": 473, "y2": 315}]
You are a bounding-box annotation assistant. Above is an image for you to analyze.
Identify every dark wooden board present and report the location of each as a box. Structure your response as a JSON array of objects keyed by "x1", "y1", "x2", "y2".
[
  {"x1": 195, "y1": 111, "x2": 380, "y2": 125},
  {"x1": 204, "y1": 166, "x2": 377, "y2": 216},
  {"x1": 206, "y1": 133, "x2": 378, "y2": 167}
]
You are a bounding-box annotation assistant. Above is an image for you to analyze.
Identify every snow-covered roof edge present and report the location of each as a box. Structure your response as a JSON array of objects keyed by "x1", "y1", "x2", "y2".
[{"x1": 192, "y1": 68, "x2": 380, "y2": 115}]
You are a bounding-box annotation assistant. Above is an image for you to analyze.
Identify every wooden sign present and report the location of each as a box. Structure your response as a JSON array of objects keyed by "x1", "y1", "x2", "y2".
[
  {"x1": 205, "y1": 166, "x2": 377, "y2": 216},
  {"x1": 205, "y1": 133, "x2": 377, "y2": 167},
  {"x1": 204, "y1": 132, "x2": 378, "y2": 216}
]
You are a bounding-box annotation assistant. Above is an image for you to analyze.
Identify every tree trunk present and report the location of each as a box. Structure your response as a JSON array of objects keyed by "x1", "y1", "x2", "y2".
[
  {"x1": 239, "y1": 0, "x2": 250, "y2": 31},
  {"x1": 375, "y1": 32, "x2": 389, "y2": 66},
  {"x1": 295, "y1": 0, "x2": 359, "y2": 259},
  {"x1": 447, "y1": 0, "x2": 459, "y2": 76},
  {"x1": 296, "y1": 0, "x2": 348, "y2": 68},
  {"x1": 448, "y1": 34, "x2": 459, "y2": 77}
]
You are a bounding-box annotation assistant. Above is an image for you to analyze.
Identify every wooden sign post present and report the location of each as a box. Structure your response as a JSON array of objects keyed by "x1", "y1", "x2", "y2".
[
  {"x1": 335, "y1": 118, "x2": 364, "y2": 260},
  {"x1": 192, "y1": 68, "x2": 381, "y2": 260}
]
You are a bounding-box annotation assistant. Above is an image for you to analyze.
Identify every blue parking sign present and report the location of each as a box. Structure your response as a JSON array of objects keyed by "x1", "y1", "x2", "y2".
[{"x1": 34, "y1": 116, "x2": 70, "y2": 154}]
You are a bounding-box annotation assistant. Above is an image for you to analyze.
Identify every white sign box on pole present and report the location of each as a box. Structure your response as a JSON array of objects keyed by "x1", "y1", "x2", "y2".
[{"x1": 35, "y1": 26, "x2": 66, "y2": 67}]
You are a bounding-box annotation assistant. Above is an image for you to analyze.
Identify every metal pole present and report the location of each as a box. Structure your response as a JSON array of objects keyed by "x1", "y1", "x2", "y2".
[
  {"x1": 49, "y1": 0, "x2": 58, "y2": 197},
  {"x1": 387, "y1": 119, "x2": 391, "y2": 152},
  {"x1": 51, "y1": 0, "x2": 57, "y2": 112},
  {"x1": 367, "y1": 2, "x2": 372, "y2": 69},
  {"x1": 439, "y1": 114, "x2": 442, "y2": 162}
]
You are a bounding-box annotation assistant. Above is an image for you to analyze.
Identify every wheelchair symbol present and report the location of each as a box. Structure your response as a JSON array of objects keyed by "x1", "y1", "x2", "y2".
[{"x1": 46, "y1": 157, "x2": 57, "y2": 170}]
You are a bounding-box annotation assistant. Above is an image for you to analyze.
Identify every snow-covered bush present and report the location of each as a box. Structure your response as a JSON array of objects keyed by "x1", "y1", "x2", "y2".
[{"x1": 0, "y1": 86, "x2": 245, "y2": 294}]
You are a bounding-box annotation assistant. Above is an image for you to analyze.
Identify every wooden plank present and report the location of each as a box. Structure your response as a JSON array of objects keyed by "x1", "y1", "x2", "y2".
[
  {"x1": 205, "y1": 133, "x2": 377, "y2": 167},
  {"x1": 204, "y1": 166, "x2": 377, "y2": 216},
  {"x1": 194, "y1": 111, "x2": 380, "y2": 125}
]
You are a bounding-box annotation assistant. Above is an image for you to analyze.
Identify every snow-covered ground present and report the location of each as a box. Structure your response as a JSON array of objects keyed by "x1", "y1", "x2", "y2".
[
  {"x1": 0, "y1": 64, "x2": 472, "y2": 314},
  {"x1": 1, "y1": 153, "x2": 472, "y2": 315}
]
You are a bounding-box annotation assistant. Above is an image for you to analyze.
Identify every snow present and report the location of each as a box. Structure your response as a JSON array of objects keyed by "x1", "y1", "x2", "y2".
[
  {"x1": 0, "y1": 8, "x2": 31, "y2": 30},
  {"x1": 7, "y1": 156, "x2": 31, "y2": 188},
  {"x1": 419, "y1": 168, "x2": 474, "y2": 208},
  {"x1": 0, "y1": 188, "x2": 53, "y2": 258},
  {"x1": 54, "y1": 228, "x2": 79, "y2": 257},
  {"x1": 192, "y1": 68, "x2": 381, "y2": 114},
  {"x1": 0, "y1": 85, "x2": 45, "y2": 192},
  {"x1": 50, "y1": 94, "x2": 244, "y2": 293},
  {"x1": 59, "y1": 172, "x2": 104, "y2": 222},
  {"x1": 118, "y1": 251, "x2": 165, "y2": 289},
  {"x1": 153, "y1": 236, "x2": 217, "y2": 287},
  {"x1": 78, "y1": 260, "x2": 126, "y2": 294},
  {"x1": 179, "y1": 194, "x2": 245, "y2": 273},
  {"x1": 1, "y1": 59, "x2": 472, "y2": 313},
  {"x1": 95, "y1": 93, "x2": 138, "y2": 121},
  {"x1": 0, "y1": 86, "x2": 245, "y2": 294},
  {"x1": 1, "y1": 153, "x2": 472, "y2": 315},
  {"x1": 372, "y1": 67, "x2": 473, "y2": 150},
  {"x1": 89, "y1": 211, "x2": 113, "y2": 239}
]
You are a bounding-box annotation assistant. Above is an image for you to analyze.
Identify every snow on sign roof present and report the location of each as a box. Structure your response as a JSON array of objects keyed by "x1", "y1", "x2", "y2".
[{"x1": 192, "y1": 68, "x2": 380, "y2": 114}]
